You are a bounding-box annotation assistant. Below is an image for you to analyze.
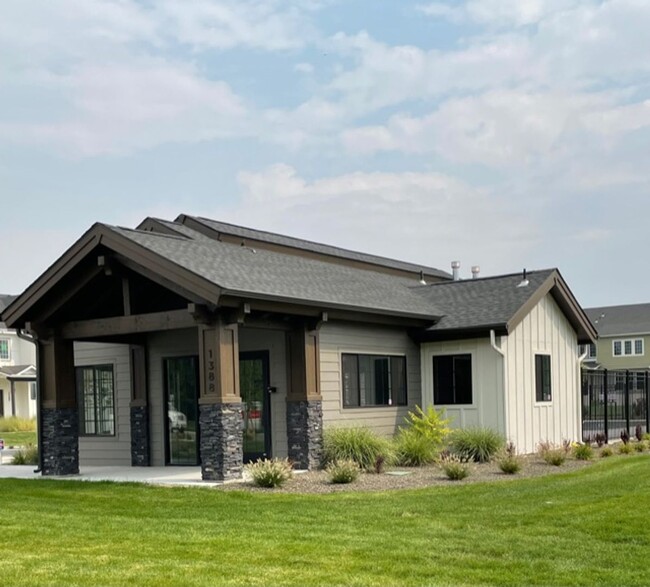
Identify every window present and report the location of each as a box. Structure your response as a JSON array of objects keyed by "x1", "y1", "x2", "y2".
[
  {"x1": 0, "y1": 339, "x2": 9, "y2": 361},
  {"x1": 612, "y1": 338, "x2": 644, "y2": 357},
  {"x1": 342, "y1": 354, "x2": 407, "y2": 408},
  {"x1": 76, "y1": 365, "x2": 115, "y2": 436},
  {"x1": 30, "y1": 383, "x2": 37, "y2": 401},
  {"x1": 535, "y1": 354, "x2": 552, "y2": 402},
  {"x1": 579, "y1": 344, "x2": 597, "y2": 358},
  {"x1": 432, "y1": 354, "x2": 472, "y2": 405}
]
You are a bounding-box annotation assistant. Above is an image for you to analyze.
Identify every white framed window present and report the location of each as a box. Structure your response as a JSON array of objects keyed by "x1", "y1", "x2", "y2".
[
  {"x1": 0, "y1": 338, "x2": 9, "y2": 361},
  {"x1": 580, "y1": 344, "x2": 597, "y2": 358},
  {"x1": 612, "y1": 338, "x2": 644, "y2": 357}
]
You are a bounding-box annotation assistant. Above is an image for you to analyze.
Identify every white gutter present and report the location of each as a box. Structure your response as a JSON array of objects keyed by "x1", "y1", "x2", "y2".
[
  {"x1": 490, "y1": 329, "x2": 505, "y2": 356},
  {"x1": 490, "y1": 329, "x2": 508, "y2": 440},
  {"x1": 577, "y1": 348, "x2": 588, "y2": 442}
]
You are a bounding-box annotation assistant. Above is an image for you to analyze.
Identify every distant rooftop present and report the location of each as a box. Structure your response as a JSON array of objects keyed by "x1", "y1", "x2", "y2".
[
  {"x1": 584, "y1": 303, "x2": 650, "y2": 337},
  {"x1": 0, "y1": 294, "x2": 16, "y2": 328}
]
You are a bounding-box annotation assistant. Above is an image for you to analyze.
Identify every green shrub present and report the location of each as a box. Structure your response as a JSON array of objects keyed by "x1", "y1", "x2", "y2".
[
  {"x1": 497, "y1": 443, "x2": 522, "y2": 474},
  {"x1": 643, "y1": 433, "x2": 650, "y2": 442},
  {"x1": 439, "y1": 454, "x2": 469, "y2": 480},
  {"x1": 394, "y1": 428, "x2": 438, "y2": 466},
  {"x1": 0, "y1": 417, "x2": 36, "y2": 433},
  {"x1": 323, "y1": 427, "x2": 394, "y2": 472},
  {"x1": 634, "y1": 441, "x2": 646, "y2": 452},
  {"x1": 10, "y1": 444, "x2": 39, "y2": 466},
  {"x1": 618, "y1": 442, "x2": 634, "y2": 455},
  {"x1": 572, "y1": 443, "x2": 594, "y2": 461},
  {"x1": 402, "y1": 405, "x2": 451, "y2": 445},
  {"x1": 326, "y1": 459, "x2": 360, "y2": 484},
  {"x1": 600, "y1": 446, "x2": 614, "y2": 458},
  {"x1": 538, "y1": 442, "x2": 566, "y2": 466},
  {"x1": 246, "y1": 458, "x2": 293, "y2": 488},
  {"x1": 448, "y1": 427, "x2": 505, "y2": 463}
]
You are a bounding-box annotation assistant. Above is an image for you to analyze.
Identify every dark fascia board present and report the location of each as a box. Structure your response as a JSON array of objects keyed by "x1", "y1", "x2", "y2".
[
  {"x1": 413, "y1": 324, "x2": 508, "y2": 343},
  {"x1": 505, "y1": 269, "x2": 598, "y2": 344},
  {"x1": 1, "y1": 224, "x2": 223, "y2": 329}
]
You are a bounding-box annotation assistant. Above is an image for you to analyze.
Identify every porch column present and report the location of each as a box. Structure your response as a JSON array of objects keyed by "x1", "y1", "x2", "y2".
[
  {"x1": 286, "y1": 325, "x2": 323, "y2": 469},
  {"x1": 129, "y1": 345, "x2": 150, "y2": 466},
  {"x1": 198, "y1": 319, "x2": 243, "y2": 481},
  {"x1": 39, "y1": 337, "x2": 79, "y2": 475}
]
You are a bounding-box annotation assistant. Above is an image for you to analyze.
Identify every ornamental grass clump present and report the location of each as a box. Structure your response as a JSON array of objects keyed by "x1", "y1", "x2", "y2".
[
  {"x1": 394, "y1": 428, "x2": 438, "y2": 466},
  {"x1": 618, "y1": 442, "x2": 634, "y2": 455},
  {"x1": 600, "y1": 446, "x2": 614, "y2": 458},
  {"x1": 246, "y1": 458, "x2": 293, "y2": 488},
  {"x1": 326, "y1": 459, "x2": 360, "y2": 484},
  {"x1": 439, "y1": 453, "x2": 469, "y2": 480},
  {"x1": 323, "y1": 427, "x2": 394, "y2": 472},
  {"x1": 448, "y1": 427, "x2": 505, "y2": 463},
  {"x1": 497, "y1": 442, "x2": 523, "y2": 475},
  {"x1": 0, "y1": 417, "x2": 36, "y2": 433},
  {"x1": 538, "y1": 441, "x2": 567, "y2": 466},
  {"x1": 572, "y1": 442, "x2": 594, "y2": 461},
  {"x1": 10, "y1": 444, "x2": 38, "y2": 466},
  {"x1": 634, "y1": 441, "x2": 646, "y2": 452}
]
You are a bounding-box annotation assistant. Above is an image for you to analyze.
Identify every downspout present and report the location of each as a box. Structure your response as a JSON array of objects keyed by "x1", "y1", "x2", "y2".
[
  {"x1": 490, "y1": 330, "x2": 508, "y2": 440},
  {"x1": 17, "y1": 329, "x2": 41, "y2": 473},
  {"x1": 577, "y1": 348, "x2": 588, "y2": 443}
]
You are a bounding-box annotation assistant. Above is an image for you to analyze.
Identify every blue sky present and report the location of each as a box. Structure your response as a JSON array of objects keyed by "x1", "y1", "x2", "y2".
[{"x1": 1, "y1": 0, "x2": 649, "y2": 308}]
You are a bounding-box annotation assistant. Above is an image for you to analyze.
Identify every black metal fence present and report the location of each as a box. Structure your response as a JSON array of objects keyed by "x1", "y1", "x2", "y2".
[{"x1": 582, "y1": 369, "x2": 650, "y2": 442}]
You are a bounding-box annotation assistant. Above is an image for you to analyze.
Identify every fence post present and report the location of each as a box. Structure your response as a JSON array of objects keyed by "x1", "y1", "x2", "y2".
[
  {"x1": 646, "y1": 371, "x2": 649, "y2": 434},
  {"x1": 625, "y1": 370, "x2": 631, "y2": 436},
  {"x1": 603, "y1": 369, "x2": 609, "y2": 442}
]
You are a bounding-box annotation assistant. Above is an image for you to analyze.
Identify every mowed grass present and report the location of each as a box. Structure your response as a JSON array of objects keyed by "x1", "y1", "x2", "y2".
[
  {"x1": 1, "y1": 457, "x2": 650, "y2": 586},
  {"x1": 0, "y1": 431, "x2": 37, "y2": 447}
]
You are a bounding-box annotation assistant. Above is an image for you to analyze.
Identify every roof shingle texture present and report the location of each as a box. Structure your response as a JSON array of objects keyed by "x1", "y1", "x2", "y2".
[
  {"x1": 415, "y1": 270, "x2": 555, "y2": 332},
  {"x1": 584, "y1": 303, "x2": 650, "y2": 337},
  {"x1": 0, "y1": 294, "x2": 16, "y2": 328}
]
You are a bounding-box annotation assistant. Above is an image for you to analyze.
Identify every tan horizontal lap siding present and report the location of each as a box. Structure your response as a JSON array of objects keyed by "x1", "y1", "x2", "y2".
[
  {"x1": 74, "y1": 342, "x2": 132, "y2": 466},
  {"x1": 319, "y1": 322, "x2": 420, "y2": 437}
]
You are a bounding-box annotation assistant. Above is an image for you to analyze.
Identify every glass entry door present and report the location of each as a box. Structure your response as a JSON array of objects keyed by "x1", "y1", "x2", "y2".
[
  {"x1": 239, "y1": 351, "x2": 271, "y2": 462},
  {"x1": 164, "y1": 356, "x2": 199, "y2": 465}
]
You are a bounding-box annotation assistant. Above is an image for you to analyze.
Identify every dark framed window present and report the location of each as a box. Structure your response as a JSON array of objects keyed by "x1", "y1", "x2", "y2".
[
  {"x1": 535, "y1": 354, "x2": 552, "y2": 402},
  {"x1": 432, "y1": 354, "x2": 472, "y2": 405},
  {"x1": 76, "y1": 365, "x2": 115, "y2": 436},
  {"x1": 342, "y1": 354, "x2": 407, "y2": 408}
]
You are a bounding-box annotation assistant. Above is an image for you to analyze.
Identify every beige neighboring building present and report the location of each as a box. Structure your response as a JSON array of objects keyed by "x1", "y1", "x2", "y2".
[{"x1": 0, "y1": 294, "x2": 37, "y2": 419}]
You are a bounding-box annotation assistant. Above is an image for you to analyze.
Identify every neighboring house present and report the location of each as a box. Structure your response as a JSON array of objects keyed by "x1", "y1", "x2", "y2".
[
  {"x1": 1, "y1": 215, "x2": 596, "y2": 480},
  {"x1": 0, "y1": 294, "x2": 37, "y2": 419},
  {"x1": 582, "y1": 303, "x2": 650, "y2": 370}
]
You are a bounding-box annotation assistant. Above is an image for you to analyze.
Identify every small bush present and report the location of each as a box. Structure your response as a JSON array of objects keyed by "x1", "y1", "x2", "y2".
[
  {"x1": 10, "y1": 444, "x2": 38, "y2": 466},
  {"x1": 439, "y1": 454, "x2": 469, "y2": 480},
  {"x1": 538, "y1": 442, "x2": 566, "y2": 466},
  {"x1": 402, "y1": 405, "x2": 451, "y2": 445},
  {"x1": 323, "y1": 427, "x2": 394, "y2": 472},
  {"x1": 634, "y1": 441, "x2": 646, "y2": 453},
  {"x1": 643, "y1": 433, "x2": 650, "y2": 442},
  {"x1": 0, "y1": 417, "x2": 36, "y2": 433},
  {"x1": 618, "y1": 442, "x2": 634, "y2": 455},
  {"x1": 394, "y1": 428, "x2": 438, "y2": 466},
  {"x1": 600, "y1": 446, "x2": 614, "y2": 458},
  {"x1": 572, "y1": 443, "x2": 594, "y2": 461},
  {"x1": 326, "y1": 460, "x2": 360, "y2": 484},
  {"x1": 246, "y1": 458, "x2": 293, "y2": 488},
  {"x1": 497, "y1": 443, "x2": 522, "y2": 474},
  {"x1": 448, "y1": 427, "x2": 505, "y2": 463}
]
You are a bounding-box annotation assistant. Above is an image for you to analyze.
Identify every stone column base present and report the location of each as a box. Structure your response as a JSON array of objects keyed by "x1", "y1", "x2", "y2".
[
  {"x1": 199, "y1": 402, "x2": 244, "y2": 481},
  {"x1": 41, "y1": 407, "x2": 79, "y2": 476},
  {"x1": 287, "y1": 400, "x2": 323, "y2": 470},
  {"x1": 130, "y1": 406, "x2": 150, "y2": 466}
]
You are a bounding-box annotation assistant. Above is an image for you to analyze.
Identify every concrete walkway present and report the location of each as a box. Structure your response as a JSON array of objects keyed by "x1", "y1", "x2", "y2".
[{"x1": 0, "y1": 464, "x2": 242, "y2": 487}]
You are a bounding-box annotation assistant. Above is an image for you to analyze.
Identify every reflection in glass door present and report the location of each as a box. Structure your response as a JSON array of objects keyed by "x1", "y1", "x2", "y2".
[
  {"x1": 164, "y1": 356, "x2": 199, "y2": 465},
  {"x1": 239, "y1": 351, "x2": 271, "y2": 462}
]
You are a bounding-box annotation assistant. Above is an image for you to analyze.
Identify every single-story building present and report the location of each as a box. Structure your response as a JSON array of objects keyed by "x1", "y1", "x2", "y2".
[{"x1": 1, "y1": 215, "x2": 596, "y2": 480}]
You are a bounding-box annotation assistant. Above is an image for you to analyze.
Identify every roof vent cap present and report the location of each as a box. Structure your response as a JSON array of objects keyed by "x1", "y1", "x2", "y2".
[
  {"x1": 517, "y1": 269, "x2": 530, "y2": 288},
  {"x1": 451, "y1": 261, "x2": 461, "y2": 281}
]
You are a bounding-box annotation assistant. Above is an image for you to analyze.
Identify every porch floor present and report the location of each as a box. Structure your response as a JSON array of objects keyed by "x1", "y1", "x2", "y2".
[{"x1": 0, "y1": 464, "x2": 243, "y2": 487}]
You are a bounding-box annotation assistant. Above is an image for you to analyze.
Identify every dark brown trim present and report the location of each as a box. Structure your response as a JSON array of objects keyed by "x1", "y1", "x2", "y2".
[{"x1": 413, "y1": 325, "x2": 508, "y2": 343}]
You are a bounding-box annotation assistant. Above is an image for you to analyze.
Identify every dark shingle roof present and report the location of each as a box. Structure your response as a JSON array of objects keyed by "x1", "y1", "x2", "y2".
[
  {"x1": 0, "y1": 295, "x2": 17, "y2": 328},
  {"x1": 0, "y1": 365, "x2": 36, "y2": 378},
  {"x1": 584, "y1": 303, "x2": 650, "y2": 337},
  {"x1": 179, "y1": 215, "x2": 452, "y2": 280},
  {"x1": 415, "y1": 270, "x2": 556, "y2": 333},
  {"x1": 109, "y1": 225, "x2": 443, "y2": 319}
]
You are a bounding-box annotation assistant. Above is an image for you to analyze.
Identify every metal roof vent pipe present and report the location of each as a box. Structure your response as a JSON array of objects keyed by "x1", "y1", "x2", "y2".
[
  {"x1": 451, "y1": 261, "x2": 461, "y2": 281},
  {"x1": 471, "y1": 265, "x2": 480, "y2": 279}
]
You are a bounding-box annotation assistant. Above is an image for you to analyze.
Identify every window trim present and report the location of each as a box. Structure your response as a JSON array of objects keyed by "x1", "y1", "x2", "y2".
[
  {"x1": 534, "y1": 353, "x2": 552, "y2": 403},
  {"x1": 76, "y1": 363, "x2": 116, "y2": 437},
  {"x1": 431, "y1": 352, "x2": 475, "y2": 407},
  {"x1": 0, "y1": 338, "x2": 10, "y2": 361},
  {"x1": 612, "y1": 338, "x2": 644, "y2": 357},
  {"x1": 340, "y1": 352, "x2": 408, "y2": 409}
]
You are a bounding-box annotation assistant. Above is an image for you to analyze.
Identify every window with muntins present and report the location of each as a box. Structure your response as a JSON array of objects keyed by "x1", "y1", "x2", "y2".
[
  {"x1": 342, "y1": 354, "x2": 407, "y2": 408},
  {"x1": 432, "y1": 354, "x2": 472, "y2": 405},
  {"x1": 612, "y1": 338, "x2": 644, "y2": 357},
  {"x1": 76, "y1": 365, "x2": 115, "y2": 436},
  {"x1": 535, "y1": 354, "x2": 552, "y2": 402},
  {"x1": 0, "y1": 339, "x2": 9, "y2": 361}
]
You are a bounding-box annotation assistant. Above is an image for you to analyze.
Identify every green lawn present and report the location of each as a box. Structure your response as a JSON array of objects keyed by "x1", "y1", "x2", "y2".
[
  {"x1": 1, "y1": 457, "x2": 649, "y2": 586},
  {"x1": 0, "y1": 431, "x2": 36, "y2": 447}
]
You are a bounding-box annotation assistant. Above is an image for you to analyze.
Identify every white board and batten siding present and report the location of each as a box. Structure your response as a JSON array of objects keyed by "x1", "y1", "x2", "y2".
[
  {"x1": 319, "y1": 322, "x2": 421, "y2": 437},
  {"x1": 74, "y1": 342, "x2": 132, "y2": 466},
  {"x1": 420, "y1": 338, "x2": 505, "y2": 433},
  {"x1": 502, "y1": 293, "x2": 581, "y2": 454}
]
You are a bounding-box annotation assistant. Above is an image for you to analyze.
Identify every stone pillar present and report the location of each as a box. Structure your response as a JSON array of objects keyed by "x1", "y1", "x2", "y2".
[
  {"x1": 198, "y1": 319, "x2": 243, "y2": 481},
  {"x1": 286, "y1": 325, "x2": 323, "y2": 469},
  {"x1": 129, "y1": 345, "x2": 150, "y2": 466},
  {"x1": 39, "y1": 337, "x2": 79, "y2": 475}
]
